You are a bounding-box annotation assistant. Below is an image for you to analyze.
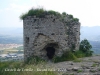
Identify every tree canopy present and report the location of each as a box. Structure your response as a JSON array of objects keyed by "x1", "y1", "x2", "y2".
[{"x1": 79, "y1": 39, "x2": 93, "y2": 56}]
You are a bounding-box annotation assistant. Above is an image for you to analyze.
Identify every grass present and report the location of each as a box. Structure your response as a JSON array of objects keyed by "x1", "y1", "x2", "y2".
[
  {"x1": 77, "y1": 69, "x2": 83, "y2": 73},
  {"x1": 91, "y1": 63, "x2": 98, "y2": 67},
  {"x1": 73, "y1": 59, "x2": 82, "y2": 62},
  {"x1": 52, "y1": 51, "x2": 77, "y2": 63},
  {"x1": 0, "y1": 48, "x2": 94, "y2": 75},
  {"x1": 0, "y1": 61, "x2": 57, "y2": 75}
]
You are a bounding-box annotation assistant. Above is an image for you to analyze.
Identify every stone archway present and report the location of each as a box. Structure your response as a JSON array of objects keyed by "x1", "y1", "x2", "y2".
[
  {"x1": 45, "y1": 43, "x2": 58, "y2": 59},
  {"x1": 46, "y1": 47, "x2": 55, "y2": 59}
]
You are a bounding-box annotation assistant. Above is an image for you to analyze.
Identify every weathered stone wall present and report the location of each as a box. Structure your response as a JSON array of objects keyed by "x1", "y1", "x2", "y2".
[{"x1": 23, "y1": 15, "x2": 80, "y2": 61}]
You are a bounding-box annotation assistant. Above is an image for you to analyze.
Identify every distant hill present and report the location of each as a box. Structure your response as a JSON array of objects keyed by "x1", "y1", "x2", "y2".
[
  {"x1": 0, "y1": 26, "x2": 100, "y2": 54},
  {"x1": 0, "y1": 27, "x2": 23, "y2": 44},
  {"x1": 0, "y1": 35, "x2": 23, "y2": 44},
  {"x1": 80, "y1": 26, "x2": 100, "y2": 41},
  {"x1": 89, "y1": 41, "x2": 100, "y2": 54},
  {"x1": 0, "y1": 27, "x2": 23, "y2": 37}
]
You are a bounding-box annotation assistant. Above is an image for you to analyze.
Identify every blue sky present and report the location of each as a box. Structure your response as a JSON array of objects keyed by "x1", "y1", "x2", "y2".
[{"x1": 0, "y1": 0, "x2": 100, "y2": 28}]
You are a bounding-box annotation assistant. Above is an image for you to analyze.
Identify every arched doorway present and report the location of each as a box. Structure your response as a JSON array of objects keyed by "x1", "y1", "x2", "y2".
[{"x1": 46, "y1": 47, "x2": 55, "y2": 59}]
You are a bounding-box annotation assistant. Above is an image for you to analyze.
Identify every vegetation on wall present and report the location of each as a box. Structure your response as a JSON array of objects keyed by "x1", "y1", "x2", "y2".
[
  {"x1": 20, "y1": 8, "x2": 79, "y2": 22},
  {"x1": 20, "y1": 8, "x2": 61, "y2": 19}
]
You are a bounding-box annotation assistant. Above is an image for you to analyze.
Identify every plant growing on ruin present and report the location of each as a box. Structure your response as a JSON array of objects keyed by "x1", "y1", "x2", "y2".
[
  {"x1": 20, "y1": 8, "x2": 61, "y2": 20},
  {"x1": 20, "y1": 7, "x2": 80, "y2": 24}
]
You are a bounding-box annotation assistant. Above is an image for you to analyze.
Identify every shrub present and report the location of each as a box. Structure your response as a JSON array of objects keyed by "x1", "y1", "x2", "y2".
[
  {"x1": 20, "y1": 7, "x2": 79, "y2": 23},
  {"x1": 62, "y1": 12, "x2": 67, "y2": 16},
  {"x1": 79, "y1": 39, "x2": 93, "y2": 57},
  {"x1": 73, "y1": 18, "x2": 79, "y2": 22},
  {"x1": 20, "y1": 8, "x2": 61, "y2": 20},
  {"x1": 68, "y1": 14, "x2": 73, "y2": 18},
  {"x1": 53, "y1": 51, "x2": 77, "y2": 63}
]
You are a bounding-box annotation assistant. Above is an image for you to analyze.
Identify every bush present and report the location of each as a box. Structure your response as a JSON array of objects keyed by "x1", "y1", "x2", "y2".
[
  {"x1": 53, "y1": 51, "x2": 77, "y2": 63},
  {"x1": 73, "y1": 18, "x2": 79, "y2": 22},
  {"x1": 79, "y1": 39, "x2": 93, "y2": 56},
  {"x1": 20, "y1": 8, "x2": 61, "y2": 20},
  {"x1": 68, "y1": 14, "x2": 73, "y2": 18},
  {"x1": 20, "y1": 7, "x2": 79, "y2": 23},
  {"x1": 62, "y1": 12, "x2": 67, "y2": 16}
]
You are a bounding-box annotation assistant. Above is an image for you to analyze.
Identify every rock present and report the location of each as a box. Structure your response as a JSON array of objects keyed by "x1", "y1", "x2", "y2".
[
  {"x1": 70, "y1": 63, "x2": 74, "y2": 65},
  {"x1": 72, "y1": 67, "x2": 80, "y2": 71}
]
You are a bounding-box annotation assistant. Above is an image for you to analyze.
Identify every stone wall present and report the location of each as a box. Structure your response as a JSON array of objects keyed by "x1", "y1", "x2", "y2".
[{"x1": 23, "y1": 15, "x2": 80, "y2": 61}]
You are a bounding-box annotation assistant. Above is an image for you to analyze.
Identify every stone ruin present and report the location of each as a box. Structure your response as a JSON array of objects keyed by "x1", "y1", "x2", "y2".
[{"x1": 23, "y1": 14, "x2": 80, "y2": 61}]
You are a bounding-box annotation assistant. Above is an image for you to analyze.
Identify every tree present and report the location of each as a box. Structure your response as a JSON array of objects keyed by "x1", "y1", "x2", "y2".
[{"x1": 79, "y1": 39, "x2": 93, "y2": 56}]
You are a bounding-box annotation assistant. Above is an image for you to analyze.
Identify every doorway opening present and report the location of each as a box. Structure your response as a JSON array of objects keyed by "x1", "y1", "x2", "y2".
[{"x1": 46, "y1": 47, "x2": 55, "y2": 59}]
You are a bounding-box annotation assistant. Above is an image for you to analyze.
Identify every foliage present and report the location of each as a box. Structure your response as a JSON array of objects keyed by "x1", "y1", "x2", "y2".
[
  {"x1": 73, "y1": 18, "x2": 79, "y2": 22},
  {"x1": 53, "y1": 51, "x2": 77, "y2": 63},
  {"x1": 26, "y1": 55, "x2": 46, "y2": 65},
  {"x1": 20, "y1": 8, "x2": 61, "y2": 20},
  {"x1": 48, "y1": 10, "x2": 61, "y2": 16},
  {"x1": 68, "y1": 14, "x2": 73, "y2": 18},
  {"x1": 91, "y1": 63, "x2": 98, "y2": 67},
  {"x1": 79, "y1": 39, "x2": 93, "y2": 56},
  {"x1": 0, "y1": 61, "x2": 23, "y2": 75},
  {"x1": 77, "y1": 69, "x2": 83, "y2": 73},
  {"x1": 73, "y1": 59, "x2": 82, "y2": 62},
  {"x1": 74, "y1": 50, "x2": 85, "y2": 58},
  {"x1": 62, "y1": 12, "x2": 67, "y2": 16},
  {"x1": 53, "y1": 39, "x2": 93, "y2": 63},
  {"x1": 20, "y1": 7, "x2": 79, "y2": 23}
]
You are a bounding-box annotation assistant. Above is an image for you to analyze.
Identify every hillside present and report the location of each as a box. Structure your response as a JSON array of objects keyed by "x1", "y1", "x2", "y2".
[
  {"x1": 0, "y1": 55, "x2": 100, "y2": 75},
  {"x1": 81, "y1": 26, "x2": 100, "y2": 41}
]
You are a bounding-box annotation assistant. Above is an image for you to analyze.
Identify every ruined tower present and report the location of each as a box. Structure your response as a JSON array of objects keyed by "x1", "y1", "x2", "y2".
[{"x1": 22, "y1": 9, "x2": 80, "y2": 61}]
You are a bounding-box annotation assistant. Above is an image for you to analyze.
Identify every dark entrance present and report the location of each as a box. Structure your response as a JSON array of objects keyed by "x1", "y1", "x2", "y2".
[{"x1": 46, "y1": 47, "x2": 55, "y2": 59}]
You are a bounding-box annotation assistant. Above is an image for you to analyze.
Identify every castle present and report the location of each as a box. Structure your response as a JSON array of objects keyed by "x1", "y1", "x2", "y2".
[{"x1": 22, "y1": 9, "x2": 80, "y2": 61}]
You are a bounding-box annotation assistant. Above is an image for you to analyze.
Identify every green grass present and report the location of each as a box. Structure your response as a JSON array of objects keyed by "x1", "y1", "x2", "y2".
[
  {"x1": 74, "y1": 50, "x2": 85, "y2": 58},
  {"x1": 0, "y1": 61, "x2": 57, "y2": 75},
  {"x1": 26, "y1": 56, "x2": 46, "y2": 65},
  {"x1": 91, "y1": 63, "x2": 98, "y2": 67},
  {"x1": 52, "y1": 49, "x2": 93, "y2": 63},
  {"x1": 77, "y1": 69, "x2": 83, "y2": 73},
  {"x1": 73, "y1": 59, "x2": 82, "y2": 62},
  {"x1": 52, "y1": 51, "x2": 77, "y2": 63}
]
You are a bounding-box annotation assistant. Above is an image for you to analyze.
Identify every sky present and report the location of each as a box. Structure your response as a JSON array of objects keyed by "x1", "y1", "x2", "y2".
[{"x1": 0, "y1": 0, "x2": 100, "y2": 28}]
